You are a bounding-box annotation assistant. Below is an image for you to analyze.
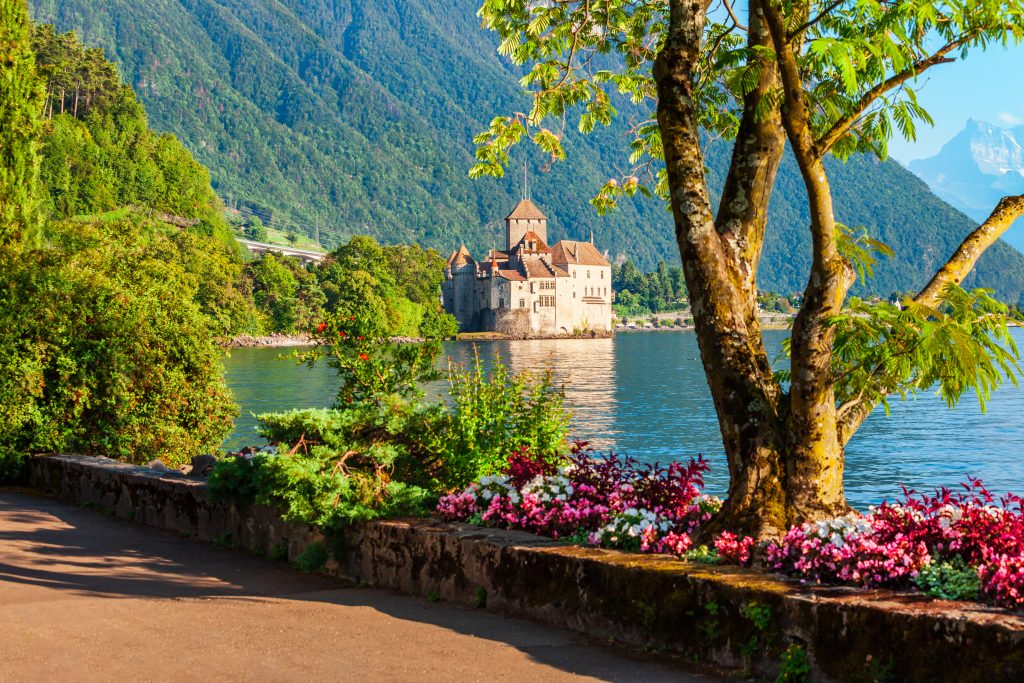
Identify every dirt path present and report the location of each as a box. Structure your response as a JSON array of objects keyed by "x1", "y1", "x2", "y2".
[{"x1": 0, "y1": 490, "x2": 726, "y2": 682}]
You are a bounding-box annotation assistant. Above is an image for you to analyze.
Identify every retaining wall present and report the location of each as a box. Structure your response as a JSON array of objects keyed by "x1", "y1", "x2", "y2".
[{"x1": 26, "y1": 454, "x2": 1024, "y2": 682}]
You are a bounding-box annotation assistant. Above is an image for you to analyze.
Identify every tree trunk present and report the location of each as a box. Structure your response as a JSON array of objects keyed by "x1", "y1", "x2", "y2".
[
  {"x1": 657, "y1": 0, "x2": 792, "y2": 537},
  {"x1": 652, "y1": 0, "x2": 1019, "y2": 538}
]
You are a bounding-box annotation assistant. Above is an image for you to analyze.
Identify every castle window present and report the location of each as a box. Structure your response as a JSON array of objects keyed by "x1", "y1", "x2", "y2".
[
  {"x1": 539, "y1": 295, "x2": 555, "y2": 307},
  {"x1": 587, "y1": 270, "x2": 591, "y2": 278},
  {"x1": 520, "y1": 299, "x2": 526, "y2": 308},
  {"x1": 601, "y1": 271, "x2": 604, "y2": 279}
]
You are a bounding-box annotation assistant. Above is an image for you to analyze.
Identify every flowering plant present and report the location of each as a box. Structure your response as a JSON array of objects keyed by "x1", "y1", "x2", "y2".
[
  {"x1": 438, "y1": 441, "x2": 715, "y2": 554},
  {"x1": 763, "y1": 479, "x2": 1024, "y2": 609}
]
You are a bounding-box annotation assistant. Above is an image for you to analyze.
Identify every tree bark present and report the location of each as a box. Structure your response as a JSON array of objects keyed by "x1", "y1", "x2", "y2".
[
  {"x1": 657, "y1": 0, "x2": 792, "y2": 536},
  {"x1": 763, "y1": 1, "x2": 854, "y2": 521}
]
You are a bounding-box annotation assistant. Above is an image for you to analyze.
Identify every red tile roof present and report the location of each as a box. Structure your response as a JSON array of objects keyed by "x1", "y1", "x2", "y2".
[
  {"x1": 447, "y1": 244, "x2": 475, "y2": 267},
  {"x1": 551, "y1": 240, "x2": 610, "y2": 267}
]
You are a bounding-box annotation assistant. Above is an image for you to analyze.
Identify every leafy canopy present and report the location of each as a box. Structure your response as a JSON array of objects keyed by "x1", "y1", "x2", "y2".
[{"x1": 472, "y1": 0, "x2": 1023, "y2": 209}]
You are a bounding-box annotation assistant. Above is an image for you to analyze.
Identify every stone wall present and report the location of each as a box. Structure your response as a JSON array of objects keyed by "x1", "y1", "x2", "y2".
[{"x1": 27, "y1": 454, "x2": 1024, "y2": 682}]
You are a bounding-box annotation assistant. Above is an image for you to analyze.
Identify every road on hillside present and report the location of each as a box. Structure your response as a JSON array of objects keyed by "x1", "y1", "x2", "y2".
[{"x1": 0, "y1": 490, "x2": 727, "y2": 683}]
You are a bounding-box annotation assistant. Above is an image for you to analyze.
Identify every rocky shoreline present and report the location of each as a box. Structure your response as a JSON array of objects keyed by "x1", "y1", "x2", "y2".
[{"x1": 225, "y1": 333, "x2": 314, "y2": 348}]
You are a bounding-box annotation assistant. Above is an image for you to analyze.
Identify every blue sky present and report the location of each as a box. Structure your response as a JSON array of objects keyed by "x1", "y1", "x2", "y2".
[{"x1": 885, "y1": 43, "x2": 1024, "y2": 164}]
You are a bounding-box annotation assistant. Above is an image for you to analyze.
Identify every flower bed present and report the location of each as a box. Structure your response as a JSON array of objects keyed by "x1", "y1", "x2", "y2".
[
  {"x1": 439, "y1": 446, "x2": 1024, "y2": 611},
  {"x1": 438, "y1": 442, "x2": 721, "y2": 556}
]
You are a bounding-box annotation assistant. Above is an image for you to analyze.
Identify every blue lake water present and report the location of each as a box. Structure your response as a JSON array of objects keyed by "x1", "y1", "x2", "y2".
[{"x1": 221, "y1": 330, "x2": 1024, "y2": 508}]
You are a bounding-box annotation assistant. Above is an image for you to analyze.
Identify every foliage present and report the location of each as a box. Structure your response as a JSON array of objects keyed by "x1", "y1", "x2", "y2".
[
  {"x1": 428, "y1": 352, "x2": 571, "y2": 487},
  {"x1": 0, "y1": 0, "x2": 43, "y2": 247},
  {"x1": 438, "y1": 441, "x2": 718, "y2": 553},
  {"x1": 914, "y1": 559, "x2": 981, "y2": 601},
  {"x1": 316, "y1": 236, "x2": 457, "y2": 339},
  {"x1": 829, "y1": 285, "x2": 1023, "y2": 416},
  {"x1": 0, "y1": 219, "x2": 236, "y2": 471},
  {"x1": 207, "y1": 444, "x2": 434, "y2": 529},
  {"x1": 245, "y1": 253, "x2": 325, "y2": 335},
  {"x1": 33, "y1": 26, "x2": 229, "y2": 231},
  {"x1": 210, "y1": 306, "x2": 562, "y2": 526},
  {"x1": 27, "y1": 22, "x2": 263, "y2": 339},
  {"x1": 245, "y1": 215, "x2": 267, "y2": 242},
  {"x1": 294, "y1": 542, "x2": 329, "y2": 573},
  {"x1": 612, "y1": 260, "x2": 687, "y2": 317},
  {"x1": 776, "y1": 644, "x2": 811, "y2": 683}
]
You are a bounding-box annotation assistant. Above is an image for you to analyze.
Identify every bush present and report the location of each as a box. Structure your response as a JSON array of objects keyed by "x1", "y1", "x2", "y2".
[
  {"x1": 763, "y1": 479, "x2": 1024, "y2": 609},
  {"x1": 0, "y1": 220, "x2": 236, "y2": 473},
  {"x1": 210, "y1": 310, "x2": 445, "y2": 526},
  {"x1": 428, "y1": 352, "x2": 571, "y2": 488}
]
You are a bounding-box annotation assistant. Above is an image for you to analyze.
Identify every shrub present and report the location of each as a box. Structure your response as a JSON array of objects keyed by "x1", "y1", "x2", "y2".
[
  {"x1": 0, "y1": 220, "x2": 236, "y2": 473},
  {"x1": 914, "y1": 559, "x2": 981, "y2": 601},
  {"x1": 438, "y1": 442, "x2": 716, "y2": 553},
  {"x1": 429, "y1": 352, "x2": 571, "y2": 488},
  {"x1": 763, "y1": 479, "x2": 1024, "y2": 609}
]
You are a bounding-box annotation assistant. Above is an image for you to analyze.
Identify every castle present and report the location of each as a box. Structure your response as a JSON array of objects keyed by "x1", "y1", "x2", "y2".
[{"x1": 442, "y1": 198, "x2": 613, "y2": 336}]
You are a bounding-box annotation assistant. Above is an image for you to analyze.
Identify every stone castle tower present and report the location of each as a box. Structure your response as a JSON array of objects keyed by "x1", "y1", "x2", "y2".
[{"x1": 505, "y1": 199, "x2": 547, "y2": 249}]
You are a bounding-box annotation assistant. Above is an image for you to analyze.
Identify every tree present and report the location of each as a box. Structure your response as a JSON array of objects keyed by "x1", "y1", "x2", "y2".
[
  {"x1": 0, "y1": 219, "x2": 237, "y2": 471},
  {"x1": 246, "y1": 215, "x2": 267, "y2": 241},
  {"x1": 472, "y1": 0, "x2": 1024, "y2": 536},
  {"x1": 0, "y1": 0, "x2": 42, "y2": 247}
]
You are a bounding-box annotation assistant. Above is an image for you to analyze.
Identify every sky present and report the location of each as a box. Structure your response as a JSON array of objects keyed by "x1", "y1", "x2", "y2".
[{"x1": 883, "y1": 43, "x2": 1024, "y2": 165}]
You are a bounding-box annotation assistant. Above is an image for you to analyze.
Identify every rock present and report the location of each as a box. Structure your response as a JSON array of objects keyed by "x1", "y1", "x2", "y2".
[
  {"x1": 190, "y1": 454, "x2": 218, "y2": 478},
  {"x1": 146, "y1": 460, "x2": 168, "y2": 471},
  {"x1": 259, "y1": 445, "x2": 277, "y2": 456}
]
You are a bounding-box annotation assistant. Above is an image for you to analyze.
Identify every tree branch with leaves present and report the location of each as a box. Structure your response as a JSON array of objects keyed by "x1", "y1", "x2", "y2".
[{"x1": 471, "y1": 0, "x2": 1024, "y2": 537}]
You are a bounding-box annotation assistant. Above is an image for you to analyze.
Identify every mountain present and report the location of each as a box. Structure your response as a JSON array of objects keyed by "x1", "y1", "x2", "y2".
[
  {"x1": 28, "y1": 0, "x2": 1024, "y2": 302},
  {"x1": 910, "y1": 120, "x2": 1024, "y2": 251}
]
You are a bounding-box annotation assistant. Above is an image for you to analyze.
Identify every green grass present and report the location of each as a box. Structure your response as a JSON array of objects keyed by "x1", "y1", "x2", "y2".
[{"x1": 260, "y1": 226, "x2": 326, "y2": 252}]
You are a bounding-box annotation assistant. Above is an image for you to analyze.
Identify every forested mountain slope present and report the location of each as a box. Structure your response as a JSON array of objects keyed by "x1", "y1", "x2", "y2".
[{"x1": 29, "y1": 0, "x2": 1024, "y2": 301}]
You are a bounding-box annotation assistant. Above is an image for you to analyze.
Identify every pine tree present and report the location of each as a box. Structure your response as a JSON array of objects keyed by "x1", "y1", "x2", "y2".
[{"x1": 0, "y1": 0, "x2": 42, "y2": 247}]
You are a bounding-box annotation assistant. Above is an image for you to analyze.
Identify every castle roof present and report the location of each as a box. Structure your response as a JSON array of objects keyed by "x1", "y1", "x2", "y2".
[
  {"x1": 509, "y1": 231, "x2": 551, "y2": 255},
  {"x1": 505, "y1": 199, "x2": 547, "y2": 221},
  {"x1": 494, "y1": 269, "x2": 527, "y2": 282},
  {"x1": 523, "y1": 259, "x2": 569, "y2": 279},
  {"x1": 551, "y1": 240, "x2": 610, "y2": 267},
  {"x1": 447, "y1": 244, "x2": 475, "y2": 267}
]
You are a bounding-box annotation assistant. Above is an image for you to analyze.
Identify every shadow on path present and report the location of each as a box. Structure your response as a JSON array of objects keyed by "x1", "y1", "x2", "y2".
[{"x1": 0, "y1": 489, "x2": 725, "y2": 682}]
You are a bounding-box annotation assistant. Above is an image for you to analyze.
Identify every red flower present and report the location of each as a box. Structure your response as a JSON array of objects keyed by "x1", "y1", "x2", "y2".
[
  {"x1": 338, "y1": 330, "x2": 346, "y2": 338},
  {"x1": 358, "y1": 353, "x2": 369, "y2": 361},
  {"x1": 357, "y1": 336, "x2": 364, "y2": 341},
  {"x1": 316, "y1": 322, "x2": 327, "y2": 333}
]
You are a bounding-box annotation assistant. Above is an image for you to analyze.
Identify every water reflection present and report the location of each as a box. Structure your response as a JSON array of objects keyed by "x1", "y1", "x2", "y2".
[{"x1": 222, "y1": 330, "x2": 1024, "y2": 508}]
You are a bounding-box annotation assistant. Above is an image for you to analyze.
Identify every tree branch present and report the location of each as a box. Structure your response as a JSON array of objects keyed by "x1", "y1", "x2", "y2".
[
  {"x1": 722, "y1": 0, "x2": 748, "y2": 31},
  {"x1": 788, "y1": 0, "x2": 845, "y2": 40},
  {"x1": 916, "y1": 195, "x2": 1024, "y2": 308},
  {"x1": 815, "y1": 35, "x2": 973, "y2": 155},
  {"x1": 838, "y1": 194, "x2": 1024, "y2": 443}
]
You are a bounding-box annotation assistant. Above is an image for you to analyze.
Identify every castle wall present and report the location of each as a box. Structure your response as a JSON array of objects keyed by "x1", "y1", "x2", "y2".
[{"x1": 506, "y1": 218, "x2": 546, "y2": 249}]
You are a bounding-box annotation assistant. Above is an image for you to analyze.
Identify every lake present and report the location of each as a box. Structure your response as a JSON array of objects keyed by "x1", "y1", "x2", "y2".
[{"x1": 222, "y1": 330, "x2": 1024, "y2": 508}]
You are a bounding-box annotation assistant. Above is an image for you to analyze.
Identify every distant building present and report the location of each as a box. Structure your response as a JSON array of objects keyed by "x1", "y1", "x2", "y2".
[{"x1": 442, "y1": 199, "x2": 613, "y2": 336}]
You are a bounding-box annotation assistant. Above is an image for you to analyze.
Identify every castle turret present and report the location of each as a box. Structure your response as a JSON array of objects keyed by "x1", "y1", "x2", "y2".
[{"x1": 505, "y1": 199, "x2": 547, "y2": 250}]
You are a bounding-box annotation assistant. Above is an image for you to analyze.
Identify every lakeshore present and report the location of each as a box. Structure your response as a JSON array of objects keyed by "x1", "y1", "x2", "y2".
[{"x1": 221, "y1": 330, "x2": 1024, "y2": 508}]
